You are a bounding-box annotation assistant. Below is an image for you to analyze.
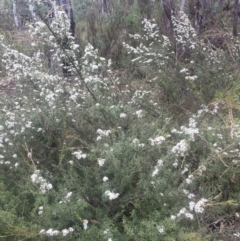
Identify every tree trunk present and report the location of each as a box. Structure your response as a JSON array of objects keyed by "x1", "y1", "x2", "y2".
[
  {"x1": 162, "y1": 0, "x2": 175, "y2": 21},
  {"x1": 13, "y1": 0, "x2": 22, "y2": 29},
  {"x1": 233, "y1": 0, "x2": 240, "y2": 36},
  {"x1": 180, "y1": 0, "x2": 188, "y2": 12}
]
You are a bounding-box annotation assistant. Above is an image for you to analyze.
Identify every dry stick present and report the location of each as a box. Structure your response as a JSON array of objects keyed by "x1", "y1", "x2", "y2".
[{"x1": 23, "y1": 142, "x2": 36, "y2": 169}]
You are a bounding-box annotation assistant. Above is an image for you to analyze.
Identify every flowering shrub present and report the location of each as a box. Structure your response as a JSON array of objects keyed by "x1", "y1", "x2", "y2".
[{"x1": 0, "y1": 6, "x2": 240, "y2": 241}]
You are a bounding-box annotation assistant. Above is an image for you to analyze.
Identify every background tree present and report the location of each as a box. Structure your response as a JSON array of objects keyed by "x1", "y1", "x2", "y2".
[{"x1": 233, "y1": 0, "x2": 240, "y2": 36}]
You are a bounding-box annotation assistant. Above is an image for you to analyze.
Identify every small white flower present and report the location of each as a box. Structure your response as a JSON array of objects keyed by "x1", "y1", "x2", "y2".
[
  {"x1": 46, "y1": 183, "x2": 53, "y2": 190},
  {"x1": 12, "y1": 154, "x2": 17, "y2": 158},
  {"x1": 188, "y1": 193, "x2": 195, "y2": 199},
  {"x1": 62, "y1": 229, "x2": 69, "y2": 236},
  {"x1": 152, "y1": 168, "x2": 159, "y2": 177},
  {"x1": 120, "y1": 113, "x2": 127, "y2": 118},
  {"x1": 135, "y1": 110, "x2": 143, "y2": 118},
  {"x1": 98, "y1": 159, "x2": 105, "y2": 167},
  {"x1": 68, "y1": 227, "x2": 74, "y2": 232},
  {"x1": 46, "y1": 228, "x2": 59, "y2": 236},
  {"x1": 185, "y1": 212, "x2": 194, "y2": 220},
  {"x1": 25, "y1": 121, "x2": 32, "y2": 128},
  {"x1": 173, "y1": 161, "x2": 178, "y2": 167},
  {"x1": 132, "y1": 138, "x2": 139, "y2": 144},
  {"x1": 149, "y1": 136, "x2": 165, "y2": 146},
  {"x1": 83, "y1": 219, "x2": 88, "y2": 230},
  {"x1": 103, "y1": 176, "x2": 109, "y2": 182},
  {"x1": 105, "y1": 190, "x2": 120, "y2": 200},
  {"x1": 189, "y1": 201, "x2": 195, "y2": 211},
  {"x1": 157, "y1": 225, "x2": 164, "y2": 233},
  {"x1": 185, "y1": 178, "x2": 192, "y2": 184},
  {"x1": 194, "y1": 198, "x2": 207, "y2": 213},
  {"x1": 72, "y1": 150, "x2": 86, "y2": 160},
  {"x1": 66, "y1": 192, "x2": 72, "y2": 199},
  {"x1": 39, "y1": 229, "x2": 45, "y2": 234},
  {"x1": 180, "y1": 68, "x2": 188, "y2": 73}
]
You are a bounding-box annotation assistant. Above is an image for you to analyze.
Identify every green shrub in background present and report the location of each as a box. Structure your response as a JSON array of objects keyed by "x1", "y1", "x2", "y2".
[{"x1": 1, "y1": 8, "x2": 240, "y2": 241}]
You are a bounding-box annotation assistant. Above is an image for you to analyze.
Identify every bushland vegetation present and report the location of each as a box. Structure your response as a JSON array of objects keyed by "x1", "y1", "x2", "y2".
[{"x1": 1, "y1": 0, "x2": 240, "y2": 240}]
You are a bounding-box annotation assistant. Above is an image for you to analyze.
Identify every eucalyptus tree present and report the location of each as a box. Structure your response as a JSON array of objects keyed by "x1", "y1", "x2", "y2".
[{"x1": 12, "y1": 0, "x2": 75, "y2": 35}]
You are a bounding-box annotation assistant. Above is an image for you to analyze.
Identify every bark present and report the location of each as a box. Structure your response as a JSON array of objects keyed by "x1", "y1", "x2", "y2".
[
  {"x1": 180, "y1": 0, "x2": 188, "y2": 12},
  {"x1": 233, "y1": 0, "x2": 240, "y2": 36},
  {"x1": 98, "y1": 0, "x2": 111, "y2": 15},
  {"x1": 98, "y1": 0, "x2": 104, "y2": 15},
  {"x1": 162, "y1": 0, "x2": 175, "y2": 21},
  {"x1": 29, "y1": 2, "x2": 37, "y2": 20},
  {"x1": 13, "y1": 0, "x2": 22, "y2": 29}
]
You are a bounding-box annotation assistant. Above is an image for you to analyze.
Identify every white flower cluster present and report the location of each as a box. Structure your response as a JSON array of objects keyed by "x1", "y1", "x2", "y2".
[
  {"x1": 185, "y1": 174, "x2": 194, "y2": 184},
  {"x1": 103, "y1": 176, "x2": 109, "y2": 182},
  {"x1": 171, "y1": 139, "x2": 188, "y2": 156},
  {"x1": 152, "y1": 159, "x2": 163, "y2": 177},
  {"x1": 172, "y1": 11, "x2": 197, "y2": 49},
  {"x1": 173, "y1": 197, "x2": 207, "y2": 221},
  {"x1": 180, "y1": 67, "x2": 197, "y2": 81},
  {"x1": 182, "y1": 189, "x2": 195, "y2": 200},
  {"x1": 157, "y1": 225, "x2": 164, "y2": 233},
  {"x1": 120, "y1": 113, "x2": 127, "y2": 118},
  {"x1": 149, "y1": 135, "x2": 165, "y2": 146},
  {"x1": 59, "y1": 191, "x2": 73, "y2": 204},
  {"x1": 39, "y1": 227, "x2": 74, "y2": 237},
  {"x1": 38, "y1": 206, "x2": 43, "y2": 215},
  {"x1": 31, "y1": 170, "x2": 52, "y2": 193},
  {"x1": 31, "y1": 8, "x2": 80, "y2": 71},
  {"x1": 234, "y1": 232, "x2": 240, "y2": 238},
  {"x1": 172, "y1": 117, "x2": 199, "y2": 141},
  {"x1": 189, "y1": 198, "x2": 207, "y2": 213},
  {"x1": 135, "y1": 110, "x2": 143, "y2": 118},
  {"x1": 72, "y1": 150, "x2": 87, "y2": 160},
  {"x1": 98, "y1": 158, "x2": 106, "y2": 167},
  {"x1": 96, "y1": 129, "x2": 111, "y2": 141},
  {"x1": 81, "y1": 44, "x2": 109, "y2": 85},
  {"x1": 132, "y1": 138, "x2": 145, "y2": 148},
  {"x1": 103, "y1": 229, "x2": 114, "y2": 241},
  {"x1": 177, "y1": 208, "x2": 194, "y2": 220},
  {"x1": 105, "y1": 190, "x2": 119, "y2": 200},
  {"x1": 83, "y1": 219, "x2": 88, "y2": 230},
  {"x1": 66, "y1": 191, "x2": 72, "y2": 199},
  {"x1": 142, "y1": 18, "x2": 159, "y2": 39},
  {"x1": 123, "y1": 19, "x2": 171, "y2": 75}
]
